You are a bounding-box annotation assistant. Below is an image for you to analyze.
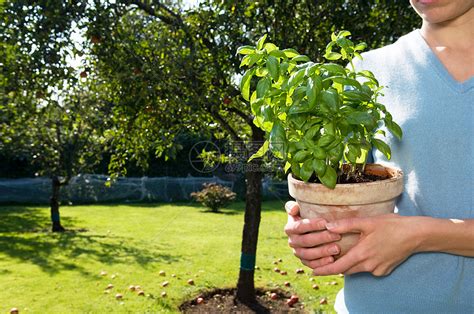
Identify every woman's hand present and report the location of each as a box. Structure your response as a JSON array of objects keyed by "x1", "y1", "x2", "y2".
[
  {"x1": 284, "y1": 201, "x2": 342, "y2": 269},
  {"x1": 312, "y1": 214, "x2": 420, "y2": 276}
]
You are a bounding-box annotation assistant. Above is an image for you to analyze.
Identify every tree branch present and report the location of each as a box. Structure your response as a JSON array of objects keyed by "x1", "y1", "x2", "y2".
[
  {"x1": 209, "y1": 109, "x2": 242, "y2": 142},
  {"x1": 227, "y1": 107, "x2": 253, "y2": 126}
]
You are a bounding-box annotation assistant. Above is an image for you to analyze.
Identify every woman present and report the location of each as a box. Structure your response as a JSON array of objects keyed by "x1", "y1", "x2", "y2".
[{"x1": 284, "y1": 1, "x2": 473, "y2": 312}]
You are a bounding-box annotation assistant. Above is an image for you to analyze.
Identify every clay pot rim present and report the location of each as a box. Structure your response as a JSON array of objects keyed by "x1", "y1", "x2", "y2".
[{"x1": 288, "y1": 163, "x2": 403, "y2": 189}]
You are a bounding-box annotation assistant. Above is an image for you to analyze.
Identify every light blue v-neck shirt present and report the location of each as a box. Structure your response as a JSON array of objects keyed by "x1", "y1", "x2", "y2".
[{"x1": 337, "y1": 30, "x2": 474, "y2": 313}]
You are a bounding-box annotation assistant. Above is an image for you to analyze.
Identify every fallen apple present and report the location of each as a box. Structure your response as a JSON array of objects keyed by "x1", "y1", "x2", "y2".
[
  {"x1": 319, "y1": 297, "x2": 328, "y2": 305},
  {"x1": 196, "y1": 297, "x2": 204, "y2": 304},
  {"x1": 10, "y1": 308, "x2": 19, "y2": 314},
  {"x1": 286, "y1": 298, "x2": 297, "y2": 307},
  {"x1": 312, "y1": 284, "x2": 319, "y2": 290},
  {"x1": 115, "y1": 293, "x2": 123, "y2": 300},
  {"x1": 161, "y1": 291, "x2": 167, "y2": 297},
  {"x1": 135, "y1": 285, "x2": 142, "y2": 290},
  {"x1": 171, "y1": 274, "x2": 176, "y2": 277},
  {"x1": 162, "y1": 281, "x2": 169, "y2": 287},
  {"x1": 330, "y1": 281, "x2": 338, "y2": 285},
  {"x1": 280, "y1": 271, "x2": 288, "y2": 275},
  {"x1": 159, "y1": 270, "x2": 166, "y2": 276},
  {"x1": 128, "y1": 285, "x2": 136, "y2": 291},
  {"x1": 278, "y1": 258, "x2": 283, "y2": 262},
  {"x1": 80, "y1": 71, "x2": 87, "y2": 78},
  {"x1": 187, "y1": 279, "x2": 195, "y2": 285},
  {"x1": 137, "y1": 290, "x2": 145, "y2": 296},
  {"x1": 100, "y1": 271, "x2": 107, "y2": 276},
  {"x1": 273, "y1": 267, "x2": 280, "y2": 273},
  {"x1": 284, "y1": 281, "x2": 291, "y2": 287},
  {"x1": 296, "y1": 268, "x2": 304, "y2": 274},
  {"x1": 106, "y1": 284, "x2": 114, "y2": 290},
  {"x1": 270, "y1": 293, "x2": 278, "y2": 300}
]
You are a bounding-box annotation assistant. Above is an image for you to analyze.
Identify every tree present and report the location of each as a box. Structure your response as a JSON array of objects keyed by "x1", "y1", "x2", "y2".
[
  {"x1": 1, "y1": 1, "x2": 109, "y2": 231},
  {"x1": 1, "y1": 0, "x2": 419, "y2": 305}
]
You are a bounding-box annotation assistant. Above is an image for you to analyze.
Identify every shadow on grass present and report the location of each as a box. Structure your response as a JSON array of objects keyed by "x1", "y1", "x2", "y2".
[
  {"x1": 122, "y1": 200, "x2": 288, "y2": 213},
  {"x1": 0, "y1": 206, "x2": 181, "y2": 276},
  {"x1": 198, "y1": 209, "x2": 240, "y2": 216}
]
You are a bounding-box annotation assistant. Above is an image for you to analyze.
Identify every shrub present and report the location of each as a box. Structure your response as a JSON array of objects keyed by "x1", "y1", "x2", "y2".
[{"x1": 191, "y1": 183, "x2": 236, "y2": 212}]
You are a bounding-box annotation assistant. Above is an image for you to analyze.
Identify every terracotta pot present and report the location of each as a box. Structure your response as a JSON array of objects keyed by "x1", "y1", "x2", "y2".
[{"x1": 288, "y1": 164, "x2": 403, "y2": 258}]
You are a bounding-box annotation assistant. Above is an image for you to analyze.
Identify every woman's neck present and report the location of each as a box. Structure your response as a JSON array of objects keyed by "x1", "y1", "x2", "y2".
[{"x1": 420, "y1": 8, "x2": 473, "y2": 50}]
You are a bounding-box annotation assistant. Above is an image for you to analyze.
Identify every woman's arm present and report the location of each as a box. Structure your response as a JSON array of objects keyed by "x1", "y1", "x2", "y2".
[
  {"x1": 414, "y1": 216, "x2": 474, "y2": 256},
  {"x1": 311, "y1": 214, "x2": 474, "y2": 276}
]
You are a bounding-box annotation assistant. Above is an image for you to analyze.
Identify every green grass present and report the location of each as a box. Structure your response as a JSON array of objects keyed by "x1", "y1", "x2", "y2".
[{"x1": 0, "y1": 201, "x2": 342, "y2": 313}]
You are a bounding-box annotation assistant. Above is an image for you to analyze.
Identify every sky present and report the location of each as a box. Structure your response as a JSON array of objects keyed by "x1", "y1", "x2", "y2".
[{"x1": 183, "y1": 0, "x2": 201, "y2": 9}]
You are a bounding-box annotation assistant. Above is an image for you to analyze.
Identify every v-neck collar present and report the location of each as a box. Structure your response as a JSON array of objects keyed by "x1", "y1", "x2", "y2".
[{"x1": 412, "y1": 29, "x2": 474, "y2": 94}]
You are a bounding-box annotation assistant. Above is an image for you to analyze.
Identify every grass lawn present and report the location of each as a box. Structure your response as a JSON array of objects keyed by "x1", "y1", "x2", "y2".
[{"x1": 0, "y1": 201, "x2": 342, "y2": 313}]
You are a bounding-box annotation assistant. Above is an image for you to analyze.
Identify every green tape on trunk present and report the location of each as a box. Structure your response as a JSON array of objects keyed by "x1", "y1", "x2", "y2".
[
  {"x1": 240, "y1": 252, "x2": 256, "y2": 271},
  {"x1": 52, "y1": 212, "x2": 60, "y2": 223}
]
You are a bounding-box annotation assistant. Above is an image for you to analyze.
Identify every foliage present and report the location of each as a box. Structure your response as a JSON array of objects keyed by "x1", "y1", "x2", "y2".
[
  {"x1": 238, "y1": 31, "x2": 403, "y2": 188},
  {"x1": 191, "y1": 183, "x2": 236, "y2": 212}
]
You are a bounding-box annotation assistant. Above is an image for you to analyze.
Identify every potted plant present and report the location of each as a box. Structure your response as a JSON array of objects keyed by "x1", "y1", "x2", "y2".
[{"x1": 237, "y1": 31, "x2": 403, "y2": 257}]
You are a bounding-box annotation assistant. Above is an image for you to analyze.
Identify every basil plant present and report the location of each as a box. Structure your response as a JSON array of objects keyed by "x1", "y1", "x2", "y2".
[{"x1": 237, "y1": 31, "x2": 402, "y2": 189}]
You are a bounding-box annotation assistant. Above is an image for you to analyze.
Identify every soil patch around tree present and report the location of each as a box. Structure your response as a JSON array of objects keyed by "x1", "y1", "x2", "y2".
[{"x1": 179, "y1": 288, "x2": 306, "y2": 313}]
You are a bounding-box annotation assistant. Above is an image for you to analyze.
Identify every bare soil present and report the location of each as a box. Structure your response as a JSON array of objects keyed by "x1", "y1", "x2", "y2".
[{"x1": 179, "y1": 288, "x2": 306, "y2": 313}]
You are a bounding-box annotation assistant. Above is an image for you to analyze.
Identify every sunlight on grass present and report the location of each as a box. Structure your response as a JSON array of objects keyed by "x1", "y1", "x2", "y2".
[{"x1": 0, "y1": 201, "x2": 341, "y2": 313}]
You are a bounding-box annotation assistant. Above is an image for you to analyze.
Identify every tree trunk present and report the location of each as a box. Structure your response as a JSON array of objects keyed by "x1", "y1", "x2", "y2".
[
  {"x1": 236, "y1": 129, "x2": 264, "y2": 306},
  {"x1": 50, "y1": 176, "x2": 65, "y2": 232}
]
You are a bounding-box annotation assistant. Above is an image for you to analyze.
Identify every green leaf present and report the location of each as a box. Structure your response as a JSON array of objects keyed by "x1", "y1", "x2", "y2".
[
  {"x1": 257, "y1": 34, "x2": 267, "y2": 50},
  {"x1": 346, "y1": 111, "x2": 374, "y2": 125},
  {"x1": 338, "y1": 30, "x2": 351, "y2": 37},
  {"x1": 282, "y1": 48, "x2": 299, "y2": 58},
  {"x1": 318, "y1": 166, "x2": 337, "y2": 189},
  {"x1": 257, "y1": 77, "x2": 271, "y2": 98},
  {"x1": 294, "y1": 150, "x2": 311, "y2": 162},
  {"x1": 269, "y1": 50, "x2": 286, "y2": 59},
  {"x1": 320, "y1": 90, "x2": 339, "y2": 112},
  {"x1": 263, "y1": 43, "x2": 278, "y2": 53},
  {"x1": 288, "y1": 69, "x2": 306, "y2": 87},
  {"x1": 240, "y1": 55, "x2": 251, "y2": 67},
  {"x1": 290, "y1": 161, "x2": 301, "y2": 178},
  {"x1": 248, "y1": 54, "x2": 263, "y2": 67},
  {"x1": 318, "y1": 134, "x2": 335, "y2": 147},
  {"x1": 324, "y1": 52, "x2": 342, "y2": 60},
  {"x1": 237, "y1": 45, "x2": 256, "y2": 55},
  {"x1": 312, "y1": 146, "x2": 326, "y2": 160},
  {"x1": 266, "y1": 56, "x2": 280, "y2": 81},
  {"x1": 292, "y1": 55, "x2": 310, "y2": 62},
  {"x1": 240, "y1": 68, "x2": 255, "y2": 101},
  {"x1": 373, "y1": 138, "x2": 391, "y2": 160},
  {"x1": 299, "y1": 159, "x2": 314, "y2": 181},
  {"x1": 248, "y1": 140, "x2": 269, "y2": 161},
  {"x1": 386, "y1": 120, "x2": 403, "y2": 140},
  {"x1": 284, "y1": 161, "x2": 291, "y2": 173},
  {"x1": 269, "y1": 121, "x2": 286, "y2": 157},
  {"x1": 329, "y1": 76, "x2": 362, "y2": 90},
  {"x1": 312, "y1": 158, "x2": 327, "y2": 177},
  {"x1": 306, "y1": 77, "x2": 319, "y2": 107},
  {"x1": 321, "y1": 63, "x2": 347, "y2": 76},
  {"x1": 354, "y1": 42, "x2": 367, "y2": 51}
]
